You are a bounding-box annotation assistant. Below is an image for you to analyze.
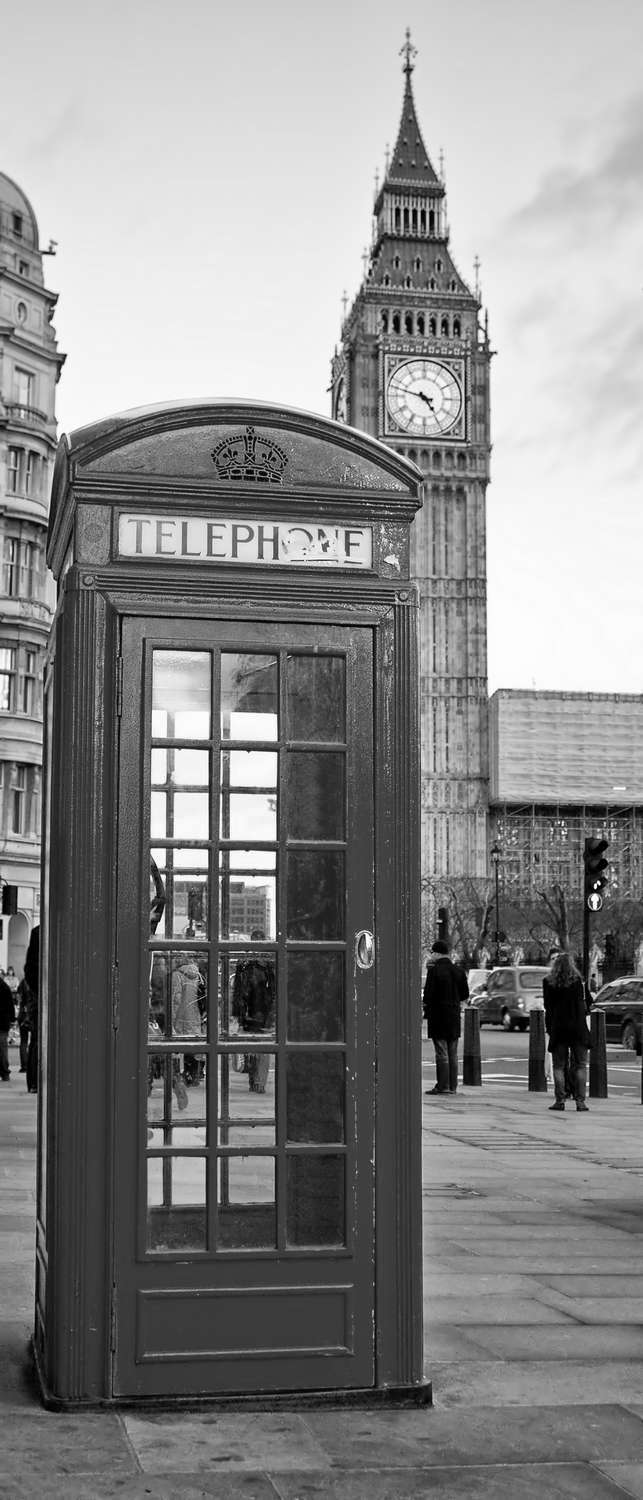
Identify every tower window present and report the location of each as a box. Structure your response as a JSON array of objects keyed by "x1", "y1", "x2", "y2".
[
  {"x1": 414, "y1": 257, "x2": 422, "y2": 271},
  {"x1": 404, "y1": 312, "x2": 413, "y2": 333},
  {"x1": 381, "y1": 310, "x2": 389, "y2": 332},
  {"x1": 18, "y1": 261, "x2": 28, "y2": 277},
  {"x1": 417, "y1": 313, "x2": 425, "y2": 335},
  {"x1": 436, "y1": 259, "x2": 443, "y2": 272},
  {"x1": 395, "y1": 207, "x2": 401, "y2": 230},
  {"x1": 393, "y1": 255, "x2": 401, "y2": 269},
  {"x1": 420, "y1": 210, "x2": 426, "y2": 232},
  {"x1": 404, "y1": 277, "x2": 412, "y2": 290},
  {"x1": 441, "y1": 316, "x2": 449, "y2": 336},
  {"x1": 403, "y1": 207, "x2": 409, "y2": 231},
  {"x1": 392, "y1": 313, "x2": 401, "y2": 333},
  {"x1": 383, "y1": 274, "x2": 390, "y2": 287},
  {"x1": 428, "y1": 209, "x2": 435, "y2": 233},
  {"x1": 453, "y1": 317, "x2": 461, "y2": 337},
  {"x1": 428, "y1": 278, "x2": 436, "y2": 291},
  {"x1": 450, "y1": 279, "x2": 457, "y2": 291},
  {"x1": 411, "y1": 208, "x2": 417, "y2": 232},
  {"x1": 12, "y1": 213, "x2": 23, "y2": 238},
  {"x1": 429, "y1": 316, "x2": 436, "y2": 335}
]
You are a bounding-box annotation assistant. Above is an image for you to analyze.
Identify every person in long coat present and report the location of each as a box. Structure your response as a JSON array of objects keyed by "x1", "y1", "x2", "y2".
[
  {"x1": 543, "y1": 950, "x2": 591, "y2": 1112},
  {"x1": 423, "y1": 939, "x2": 469, "y2": 1096}
]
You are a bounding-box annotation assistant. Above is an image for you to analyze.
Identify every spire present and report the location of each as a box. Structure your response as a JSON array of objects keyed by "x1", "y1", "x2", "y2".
[{"x1": 385, "y1": 31, "x2": 441, "y2": 189}]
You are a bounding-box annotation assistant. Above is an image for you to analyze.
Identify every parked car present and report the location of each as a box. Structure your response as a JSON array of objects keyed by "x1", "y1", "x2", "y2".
[
  {"x1": 592, "y1": 977, "x2": 643, "y2": 1053},
  {"x1": 467, "y1": 966, "x2": 550, "y2": 1031}
]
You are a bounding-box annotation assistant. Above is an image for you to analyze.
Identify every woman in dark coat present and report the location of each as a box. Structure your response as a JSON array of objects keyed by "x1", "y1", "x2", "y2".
[
  {"x1": 423, "y1": 940, "x2": 469, "y2": 1095},
  {"x1": 543, "y1": 950, "x2": 590, "y2": 1112}
]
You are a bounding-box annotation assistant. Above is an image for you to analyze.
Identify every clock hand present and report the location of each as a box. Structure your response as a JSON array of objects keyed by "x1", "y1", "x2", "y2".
[{"x1": 417, "y1": 390, "x2": 435, "y2": 410}]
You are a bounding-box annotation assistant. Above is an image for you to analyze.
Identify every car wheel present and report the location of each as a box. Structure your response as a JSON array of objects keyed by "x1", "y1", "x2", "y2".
[
  {"x1": 621, "y1": 1020, "x2": 638, "y2": 1052},
  {"x1": 501, "y1": 1010, "x2": 513, "y2": 1031}
]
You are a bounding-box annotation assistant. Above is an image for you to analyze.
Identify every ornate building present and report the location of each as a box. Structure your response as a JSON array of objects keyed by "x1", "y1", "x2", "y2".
[
  {"x1": 331, "y1": 35, "x2": 491, "y2": 894},
  {"x1": 0, "y1": 173, "x2": 65, "y2": 972}
]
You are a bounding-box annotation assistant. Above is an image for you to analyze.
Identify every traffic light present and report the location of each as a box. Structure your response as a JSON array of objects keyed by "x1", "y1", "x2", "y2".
[
  {"x1": 583, "y1": 836, "x2": 609, "y2": 898},
  {"x1": 437, "y1": 905, "x2": 449, "y2": 944}
]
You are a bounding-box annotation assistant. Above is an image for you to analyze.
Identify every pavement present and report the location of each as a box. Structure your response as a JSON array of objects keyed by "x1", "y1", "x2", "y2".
[{"x1": 2, "y1": 1044, "x2": 643, "y2": 1498}]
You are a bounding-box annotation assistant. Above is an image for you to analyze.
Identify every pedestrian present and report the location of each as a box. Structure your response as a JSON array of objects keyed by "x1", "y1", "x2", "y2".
[
  {"x1": 0, "y1": 972, "x2": 15, "y2": 1081},
  {"x1": 171, "y1": 952, "x2": 204, "y2": 1102},
  {"x1": 16, "y1": 978, "x2": 30, "y2": 1072},
  {"x1": 543, "y1": 950, "x2": 591, "y2": 1113},
  {"x1": 232, "y1": 930, "x2": 275, "y2": 1093},
  {"x1": 23, "y1": 925, "x2": 39, "y2": 1094},
  {"x1": 423, "y1": 939, "x2": 469, "y2": 1096}
]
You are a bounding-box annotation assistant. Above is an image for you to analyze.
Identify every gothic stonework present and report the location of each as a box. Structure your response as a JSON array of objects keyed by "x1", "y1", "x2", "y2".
[{"x1": 332, "y1": 34, "x2": 491, "y2": 884}]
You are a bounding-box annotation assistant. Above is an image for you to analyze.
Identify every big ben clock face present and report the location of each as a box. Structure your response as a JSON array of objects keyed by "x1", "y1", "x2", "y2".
[{"x1": 386, "y1": 359, "x2": 463, "y2": 436}]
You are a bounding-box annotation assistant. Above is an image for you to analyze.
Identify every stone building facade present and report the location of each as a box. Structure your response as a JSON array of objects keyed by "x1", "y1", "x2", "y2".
[{"x1": 0, "y1": 172, "x2": 65, "y2": 972}]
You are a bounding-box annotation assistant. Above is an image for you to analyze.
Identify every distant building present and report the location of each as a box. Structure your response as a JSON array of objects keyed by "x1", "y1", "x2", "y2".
[
  {"x1": 0, "y1": 173, "x2": 65, "y2": 971},
  {"x1": 489, "y1": 690, "x2": 643, "y2": 944}
]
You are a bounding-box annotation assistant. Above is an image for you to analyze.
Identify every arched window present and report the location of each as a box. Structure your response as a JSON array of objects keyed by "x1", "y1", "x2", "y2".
[
  {"x1": 411, "y1": 208, "x2": 417, "y2": 232},
  {"x1": 420, "y1": 209, "x2": 426, "y2": 232},
  {"x1": 381, "y1": 310, "x2": 389, "y2": 332},
  {"x1": 457, "y1": 453, "x2": 466, "y2": 471},
  {"x1": 428, "y1": 209, "x2": 435, "y2": 233},
  {"x1": 404, "y1": 277, "x2": 412, "y2": 290},
  {"x1": 436, "y1": 258, "x2": 443, "y2": 272},
  {"x1": 453, "y1": 317, "x2": 461, "y2": 337},
  {"x1": 404, "y1": 311, "x2": 413, "y2": 333},
  {"x1": 441, "y1": 316, "x2": 449, "y2": 336},
  {"x1": 393, "y1": 254, "x2": 401, "y2": 269},
  {"x1": 403, "y1": 207, "x2": 409, "y2": 231},
  {"x1": 432, "y1": 451, "x2": 442, "y2": 469},
  {"x1": 392, "y1": 312, "x2": 401, "y2": 333},
  {"x1": 428, "y1": 278, "x2": 436, "y2": 291},
  {"x1": 417, "y1": 313, "x2": 425, "y2": 335},
  {"x1": 394, "y1": 207, "x2": 401, "y2": 231},
  {"x1": 429, "y1": 316, "x2": 437, "y2": 335},
  {"x1": 450, "y1": 279, "x2": 457, "y2": 292},
  {"x1": 383, "y1": 274, "x2": 390, "y2": 287},
  {"x1": 414, "y1": 257, "x2": 422, "y2": 271}
]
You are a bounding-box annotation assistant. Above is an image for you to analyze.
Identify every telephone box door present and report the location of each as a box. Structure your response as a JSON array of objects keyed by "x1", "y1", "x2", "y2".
[{"x1": 113, "y1": 615, "x2": 376, "y2": 1398}]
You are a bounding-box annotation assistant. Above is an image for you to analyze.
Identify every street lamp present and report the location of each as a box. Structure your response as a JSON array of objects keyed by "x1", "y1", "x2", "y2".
[{"x1": 490, "y1": 841, "x2": 502, "y2": 965}]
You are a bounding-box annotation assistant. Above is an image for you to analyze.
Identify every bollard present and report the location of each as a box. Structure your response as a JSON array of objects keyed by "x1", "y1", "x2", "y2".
[
  {"x1": 589, "y1": 1009, "x2": 608, "y2": 1098},
  {"x1": 462, "y1": 1005, "x2": 482, "y2": 1086},
  {"x1": 528, "y1": 1008, "x2": 548, "y2": 1091}
]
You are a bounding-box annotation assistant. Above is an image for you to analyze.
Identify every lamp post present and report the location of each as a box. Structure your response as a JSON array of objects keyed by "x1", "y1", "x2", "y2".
[{"x1": 490, "y1": 841, "x2": 502, "y2": 965}]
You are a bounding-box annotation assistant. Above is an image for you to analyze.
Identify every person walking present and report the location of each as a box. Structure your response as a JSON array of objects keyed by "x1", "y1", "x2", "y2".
[
  {"x1": 423, "y1": 939, "x2": 469, "y2": 1096},
  {"x1": 0, "y1": 972, "x2": 16, "y2": 1082},
  {"x1": 543, "y1": 950, "x2": 591, "y2": 1113}
]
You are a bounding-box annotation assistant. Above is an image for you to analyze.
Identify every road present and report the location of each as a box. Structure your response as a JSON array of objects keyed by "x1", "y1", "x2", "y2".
[{"x1": 423, "y1": 1026, "x2": 642, "y2": 1100}]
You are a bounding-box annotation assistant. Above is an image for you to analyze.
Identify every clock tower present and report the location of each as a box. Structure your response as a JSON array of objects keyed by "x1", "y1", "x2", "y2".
[{"x1": 331, "y1": 33, "x2": 491, "y2": 900}]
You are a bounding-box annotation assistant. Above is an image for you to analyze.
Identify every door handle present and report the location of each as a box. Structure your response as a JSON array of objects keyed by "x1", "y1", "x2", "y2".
[{"x1": 355, "y1": 930, "x2": 375, "y2": 971}]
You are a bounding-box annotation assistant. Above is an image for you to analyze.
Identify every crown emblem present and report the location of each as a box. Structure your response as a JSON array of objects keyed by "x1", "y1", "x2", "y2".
[{"x1": 211, "y1": 426, "x2": 288, "y2": 484}]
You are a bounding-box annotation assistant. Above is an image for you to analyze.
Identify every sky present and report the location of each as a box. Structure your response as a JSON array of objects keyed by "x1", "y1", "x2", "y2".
[{"x1": 2, "y1": 0, "x2": 642, "y2": 696}]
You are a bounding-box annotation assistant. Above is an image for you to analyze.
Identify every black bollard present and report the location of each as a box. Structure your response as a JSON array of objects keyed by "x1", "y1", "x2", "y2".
[
  {"x1": 462, "y1": 1005, "x2": 482, "y2": 1086},
  {"x1": 528, "y1": 1008, "x2": 548, "y2": 1091},
  {"x1": 589, "y1": 1010, "x2": 608, "y2": 1099}
]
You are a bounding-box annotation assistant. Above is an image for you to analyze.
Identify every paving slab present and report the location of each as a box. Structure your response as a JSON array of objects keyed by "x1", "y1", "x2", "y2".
[
  {"x1": 428, "y1": 1361, "x2": 643, "y2": 1410},
  {"x1": 594, "y1": 1464, "x2": 643, "y2": 1499},
  {"x1": 442, "y1": 1325, "x2": 643, "y2": 1360},
  {"x1": 271, "y1": 1463, "x2": 635, "y2": 1499},
  {"x1": 0, "y1": 1479, "x2": 276, "y2": 1500},
  {"x1": 124, "y1": 1412, "x2": 332, "y2": 1473}
]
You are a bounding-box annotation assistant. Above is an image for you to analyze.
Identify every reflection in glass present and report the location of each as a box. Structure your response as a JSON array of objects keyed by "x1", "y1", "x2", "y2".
[
  {"x1": 219, "y1": 868, "x2": 276, "y2": 941},
  {"x1": 221, "y1": 792, "x2": 277, "y2": 843},
  {"x1": 287, "y1": 952, "x2": 344, "y2": 1041},
  {"x1": 287, "y1": 1054, "x2": 345, "y2": 1142},
  {"x1": 217, "y1": 1158, "x2": 276, "y2": 1250},
  {"x1": 152, "y1": 651, "x2": 211, "y2": 740},
  {"x1": 147, "y1": 1156, "x2": 206, "y2": 1252},
  {"x1": 148, "y1": 865, "x2": 210, "y2": 938},
  {"x1": 151, "y1": 791, "x2": 209, "y2": 841},
  {"x1": 221, "y1": 654, "x2": 278, "y2": 742},
  {"x1": 286, "y1": 752, "x2": 344, "y2": 840},
  {"x1": 218, "y1": 1053, "x2": 276, "y2": 1145},
  {"x1": 287, "y1": 655, "x2": 345, "y2": 742},
  {"x1": 219, "y1": 953, "x2": 278, "y2": 1040},
  {"x1": 287, "y1": 852, "x2": 344, "y2": 940},
  {"x1": 151, "y1": 747, "x2": 209, "y2": 788},
  {"x1": 147, "y1": 1054, "x2": 207, "y2": 1125},
  {"x1": 287, "y1": 1156, "x2": 345, "y2": 1247}
]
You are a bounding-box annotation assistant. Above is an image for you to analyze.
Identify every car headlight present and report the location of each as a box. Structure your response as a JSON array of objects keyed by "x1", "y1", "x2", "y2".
[{"x1": 516, "y1": 999, "x2": 525, "y2": 1009}]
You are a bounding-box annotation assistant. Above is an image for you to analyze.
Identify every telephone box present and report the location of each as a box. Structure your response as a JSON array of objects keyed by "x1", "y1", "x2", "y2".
[{"x1": 36, "y1": 401, "x2": 426, "y2": 1408}]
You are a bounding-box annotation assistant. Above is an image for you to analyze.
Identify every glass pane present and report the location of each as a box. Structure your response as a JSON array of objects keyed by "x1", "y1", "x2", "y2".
[
  {"x1": 287, "y1": 655, "x2": 345, "y2": 742},
  {"x1": 147, "y1": 1156, "x2": 206, "y2": 1252},
  {"x1": 287, "y1": 1054, "x2": 344, "y2": 1142},
  {"x1": 231, "y1": 948, "x2": 276, "y2": 1040},
  {"x1": 225, "y1": 749, "x2": 278, "y2": 788},
  {"x1": 171, "y1": 953, "x2": 208, "y2": 1039},
  {"x1": 220, "y1": 792, "x2": 277, "y2": 843},
  {"x1": 287, "y1": 1156, "x2": 345, "y2": 1247},
  {"x1": 221, "y1": 653, "x2": 278, "y2": 741},
  {"x1": 147, "y1": 1054, "x2": 207, "y2": 1122},
  {"x1": 151, "y1": 748, "x2": 209, "y2": 787},
  {"x1": 149, "y1": 860, "x2": 210, "y2": 938},
  {"x1": 152, "y1": 651, "x2": 211, "y2": 739},
  {"x1": 287, "y1": 852, "x2": 344, "y2": 940},
  {"x1": 219, "y1": 867, "x2": 276, "y2": 940},
  {"x1": 151, "y1": 791, "x2": 209, "y2": 841},
  {"x1": 218, "y1": 1053, "x2": 276, "y2": 1144},
  {"x1": 217, "y1": 1157, "x2": 276, "y2": 1249},
  {"x1": 287, "y1": 752, "x2": 344, "y2": 839},
  {"x1": 287, "y1": 952, "x2": 344, "y2": 1041}
]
